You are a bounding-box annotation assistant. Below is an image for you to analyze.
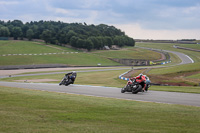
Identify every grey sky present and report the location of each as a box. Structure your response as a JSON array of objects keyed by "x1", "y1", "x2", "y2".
[{"x1": 0, "y1": 0, "x2": 200, "y2": 39}]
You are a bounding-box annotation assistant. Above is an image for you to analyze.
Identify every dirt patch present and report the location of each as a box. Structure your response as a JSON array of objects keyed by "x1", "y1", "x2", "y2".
[
  {"x1": 15, "y1": 79, "x2": 59, "y2": 83},
  {"x1": 123, "y1": 70, "x2": 137, "y2": 78},
  {"x1": 123, "y1": 69, "x2": 149, "y2": 78}
]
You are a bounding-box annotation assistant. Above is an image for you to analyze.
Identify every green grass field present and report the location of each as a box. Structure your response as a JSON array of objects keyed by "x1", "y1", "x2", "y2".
[
  {"x1": 0, "y1": 40, "x2": 123, "y2": 66},
  {"x1": 92, "y1": 47, "x2": 162, "y2": 60},
  {"x1": 1, "y1": 41, "x2": 200, "y2": 133},
  {"x1": 0, "y1": 53, "x2": 121, "y2": 66},
  {"x1": 0, "y1": 40, "x2": 167, "y2": 66},
  {"x1": 176, "y1": 44, "x2": 200, "y2": 50},
  {"x1": 0, "y1": 86, "x2": 200, "y2": 133},
  {"x1": 0, "y1": 40, "x2": 77, "y2": 54}
]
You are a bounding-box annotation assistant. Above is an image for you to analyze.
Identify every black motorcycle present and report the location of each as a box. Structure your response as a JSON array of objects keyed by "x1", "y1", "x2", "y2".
[
  {"x1": 59, "y1": 72, "x2": 77, "y2": 86},
  {"x1": 121, "y1": 79, "x2": 143, "y2": 94}
]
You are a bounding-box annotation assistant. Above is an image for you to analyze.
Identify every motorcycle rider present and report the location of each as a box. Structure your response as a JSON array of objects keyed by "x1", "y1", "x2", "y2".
[
  {"x1": 59, "y1": 71, "x2": 77, "y2": 86},
  {"x1": 135, "y1": 73, "x2": 147, "y2": 92},
  {"x1": 65, "y1": 71, "x2": 77, "y2": 84},
  {"x1": 144, "y1": 75, "x2": 151, "y2": 91}
]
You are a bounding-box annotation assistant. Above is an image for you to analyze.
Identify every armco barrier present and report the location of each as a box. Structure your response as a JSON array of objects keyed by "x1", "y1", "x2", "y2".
[
  {"x1": 118, "y1": 70, "x2": 131, "y2": 81},
  {"x1": 161, "y1": 60, "x2": 171, "y2": 65}
]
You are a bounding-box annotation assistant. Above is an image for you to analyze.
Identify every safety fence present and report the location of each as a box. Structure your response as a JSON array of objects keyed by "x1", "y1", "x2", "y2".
[{"x1": 118, "y1": 70, "x2": 131, "y2": 81}]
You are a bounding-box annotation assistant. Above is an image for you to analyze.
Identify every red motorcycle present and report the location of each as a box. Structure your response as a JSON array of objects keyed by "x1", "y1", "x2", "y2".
[{"x1": 121, "y1": 77, "x2": 146, "y2": 94}]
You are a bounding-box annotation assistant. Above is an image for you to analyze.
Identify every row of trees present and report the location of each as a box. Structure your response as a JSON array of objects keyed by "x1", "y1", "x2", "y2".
[{"x1": 0, "y1": 20, "x2": 135, "y2": 50}]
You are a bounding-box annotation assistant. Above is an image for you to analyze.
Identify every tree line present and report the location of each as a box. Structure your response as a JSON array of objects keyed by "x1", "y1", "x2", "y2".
[{"x1": 0, "y1": 20, "x2": 135, "y2": 51}]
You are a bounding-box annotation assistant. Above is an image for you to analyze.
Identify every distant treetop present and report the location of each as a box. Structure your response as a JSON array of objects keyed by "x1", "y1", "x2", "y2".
[{"x1": 0, "y1": 20, "x2": 135, "y2": 50}]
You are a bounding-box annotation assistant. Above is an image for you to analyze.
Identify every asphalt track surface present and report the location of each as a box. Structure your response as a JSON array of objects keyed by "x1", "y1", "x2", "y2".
[
  {"x1": 163, "y1": 50, "x2": 194, "y2": 64},
  {"x1": 0, "y1": 49, "x2": 199, "y2": 107},
  {"x1": 0, "y1": 81, "x2": 200, "y2": 107}
]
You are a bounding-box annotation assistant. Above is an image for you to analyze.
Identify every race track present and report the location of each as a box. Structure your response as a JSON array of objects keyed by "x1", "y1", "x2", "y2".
[
  {"x1": 164, "y1": 50, "x2": 194, "y2": 64},
  {"x1": 0, "y1": 81, "x2": 200, "y2": 107},
  {"x1": 0, "y1": 48, "x2": 199, "y2": 107}
]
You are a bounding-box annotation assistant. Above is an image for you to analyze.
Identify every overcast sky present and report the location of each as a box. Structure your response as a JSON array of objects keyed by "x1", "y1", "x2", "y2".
[{"x1": 0, "y1": 0, "x2": 200, "y2": 40}]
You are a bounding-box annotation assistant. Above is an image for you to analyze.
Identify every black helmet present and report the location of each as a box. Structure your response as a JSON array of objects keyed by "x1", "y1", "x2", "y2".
[{"x1": 71, "y1": 76, "x2": 75, "y2": 80}]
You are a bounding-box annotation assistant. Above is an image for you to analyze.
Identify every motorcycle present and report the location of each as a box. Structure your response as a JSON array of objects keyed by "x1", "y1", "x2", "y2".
[
  {"x1": 59, "y1": 72, "x2": 76, "y2": 86},
  {"x1": 121, "y1": 77, "x2": 150, "y2": 94}
]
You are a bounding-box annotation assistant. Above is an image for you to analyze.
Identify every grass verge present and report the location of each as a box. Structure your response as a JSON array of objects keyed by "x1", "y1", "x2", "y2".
[
  {"x1": 0, "y1": 86, "x2": 200, "y2": 133},
  {"x1": 151, "y1": 86, "x2": 200, "y2": 93}
]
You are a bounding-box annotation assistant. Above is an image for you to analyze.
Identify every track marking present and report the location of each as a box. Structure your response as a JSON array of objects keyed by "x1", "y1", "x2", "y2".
[{"x1": 185, "y1": 55, "x2": 194, "y2": 63}]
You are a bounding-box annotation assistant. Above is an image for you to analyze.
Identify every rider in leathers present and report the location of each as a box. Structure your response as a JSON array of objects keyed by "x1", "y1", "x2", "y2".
[
  {"x1": 135, "y1": 74, "x2": 147, "y2": 91},
  {"x1": 66, "y1": 71, "x2": 76, "y2": 84},
  {"x1": 61, "y1": 71, "x2": 77, "y2": 86}
]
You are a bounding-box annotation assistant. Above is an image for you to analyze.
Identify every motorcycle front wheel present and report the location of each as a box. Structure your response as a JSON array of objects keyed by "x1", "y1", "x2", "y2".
[{"x1": 121, "y1": 87, "x2": 125, "y2": 93}]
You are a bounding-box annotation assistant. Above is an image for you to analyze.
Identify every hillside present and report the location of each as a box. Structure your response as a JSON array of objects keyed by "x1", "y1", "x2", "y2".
[
  {"x1": 0, "y1": 40, "x2": 78, "y2": 54},
  {"x1": 0, "y1": 40, "x2": 163, "y2": 67}
]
